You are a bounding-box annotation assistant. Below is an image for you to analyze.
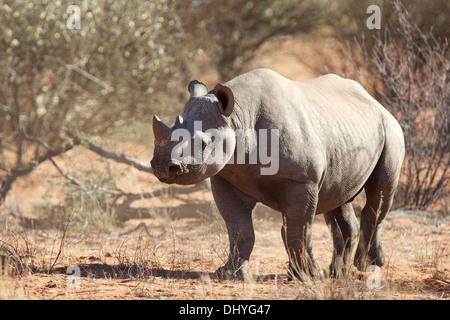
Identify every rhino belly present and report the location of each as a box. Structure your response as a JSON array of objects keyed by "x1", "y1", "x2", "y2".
[{"x1": 316, "y1": 144, "x2": 382, "y2": 214}]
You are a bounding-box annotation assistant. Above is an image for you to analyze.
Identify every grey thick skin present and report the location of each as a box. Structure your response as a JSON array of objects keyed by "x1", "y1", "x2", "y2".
[{"x1": 151, "y1": 69, "x2": 405, "y2": 280}]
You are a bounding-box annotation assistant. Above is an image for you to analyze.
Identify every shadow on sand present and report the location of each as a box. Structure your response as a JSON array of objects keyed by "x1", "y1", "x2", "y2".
[{"x1": 45, "y1": 263, "x2": 286, "y2": 282}]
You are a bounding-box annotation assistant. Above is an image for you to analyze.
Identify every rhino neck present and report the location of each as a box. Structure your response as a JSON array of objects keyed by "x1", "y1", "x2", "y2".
[
  {"x1": 226, "y1": 85, "x2": 260, "y2": 132},
  {"x1": 225, "y1": 68, "x2": 285, "y2": 132}
]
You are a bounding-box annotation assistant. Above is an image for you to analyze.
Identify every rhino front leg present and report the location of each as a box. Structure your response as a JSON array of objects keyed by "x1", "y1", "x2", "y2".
[
  {"x1": 211, "y1": 175, "x2": 256, "y2": 280},
  {"x1": 281, "y1": 183, "x2": 324, "y2": 281}
]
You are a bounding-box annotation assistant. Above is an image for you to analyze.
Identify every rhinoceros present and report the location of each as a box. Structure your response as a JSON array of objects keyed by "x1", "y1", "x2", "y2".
[{"x1": 150, "y1": 68, "x2": 405, "y2": 280}]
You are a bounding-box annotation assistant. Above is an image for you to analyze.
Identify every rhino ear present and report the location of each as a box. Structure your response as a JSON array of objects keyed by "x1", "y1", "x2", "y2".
[{"x1": 213, "y1": 83, "x2": 234, "y2": 117}]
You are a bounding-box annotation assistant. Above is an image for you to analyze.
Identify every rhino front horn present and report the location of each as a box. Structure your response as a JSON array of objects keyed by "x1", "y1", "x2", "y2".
[{"x1": 153, "y1": 115, "x2": 171, "y2": 143}]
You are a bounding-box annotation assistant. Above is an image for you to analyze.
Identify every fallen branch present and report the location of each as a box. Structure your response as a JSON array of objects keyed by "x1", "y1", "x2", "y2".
[
  {"x1": 49, "y1": 157, "x2": 125, "y2": 196},
  {"x1": 1, "y1": 133, "x2": 210, "y2": 223},
  {"x1": 1, "y1": 139, "x2": 76, "y2": 204},
  {"x1": 49, "y1": 158, "x2": 85, "y2": 190},
  {"x1": 1, "y1": 133, "x2": 152, "y2": 204},
  {"x1": 72, "y1": 133, "x2": 153, "y2": 173}
]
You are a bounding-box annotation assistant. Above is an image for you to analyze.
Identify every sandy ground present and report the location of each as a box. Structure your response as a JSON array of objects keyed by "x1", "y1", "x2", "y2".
[{"x1": 1, "y1": 181, "x2": 449, "y2": 300}]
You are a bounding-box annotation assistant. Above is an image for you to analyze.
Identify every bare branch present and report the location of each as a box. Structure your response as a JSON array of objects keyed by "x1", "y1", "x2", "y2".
[
  {"x1": 72, "y1": 134, "x2": 153, "y2": 174},
  {"x1": 1, "y1": 140, "x2": 76, "y2": 204},
  {"x1": 60, "y1": 58, "x2": 114, "y2": 93},
  {"x1": 2, "y1": 132, "x2": 211, "y2": 223},
  {"x1": 23, "y1": 135, "x2": 52, "y2": 151},
  {"x1": 49, "y1": 158, "x2": 85, "y2": 190}
]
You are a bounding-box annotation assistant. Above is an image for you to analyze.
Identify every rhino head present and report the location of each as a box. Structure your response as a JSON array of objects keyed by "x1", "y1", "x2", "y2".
[{"x1": 150, "y1": 80, "x2": 236, "y2": 185}]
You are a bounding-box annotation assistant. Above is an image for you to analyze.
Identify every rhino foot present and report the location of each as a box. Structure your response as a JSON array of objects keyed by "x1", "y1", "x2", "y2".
[
  {"x1": 354, "y1": 245, "x2": 385, "y2": 272},
  {"x1": 328, "y1": 262, "x2": 354, "y2": 279},
  {"x1": 286, "y1": 261, "x2": 325, "y2": 282},
  {"x1": 215, "y1": 260, "x2": 252, "y2": 281}
]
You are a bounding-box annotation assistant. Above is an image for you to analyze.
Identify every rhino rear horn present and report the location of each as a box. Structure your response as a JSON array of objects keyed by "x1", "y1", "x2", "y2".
[
  {"x1": 174, "y1": 115, "x2": 184, "y2": 127},
  {"x1": 153, "y1": 115, "x2": 171, "y2": 143},
  {"x1": 188, "y1": 80, "x2": 209, "y2": 98}
]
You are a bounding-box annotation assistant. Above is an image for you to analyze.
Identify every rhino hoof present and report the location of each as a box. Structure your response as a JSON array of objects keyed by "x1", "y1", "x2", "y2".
[
  {"x1": 215, "y1": 261, "x2": 252, "y2": 281},
  {"x1": 214, "y1": 267, "x2": 235, "y2": 280},
  {"x1": 287, "y1": 265, "x2": 325, "y2": 281}
]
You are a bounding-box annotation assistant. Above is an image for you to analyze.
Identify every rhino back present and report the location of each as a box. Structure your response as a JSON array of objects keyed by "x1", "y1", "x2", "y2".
[{"x1": 223, "y1": 69, "x2": 397, "y2": 213}]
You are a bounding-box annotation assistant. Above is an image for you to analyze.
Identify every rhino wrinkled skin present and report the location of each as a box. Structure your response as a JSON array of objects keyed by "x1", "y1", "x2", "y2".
[{"x1": 151, "y1": 69, "x2": 405, "y2": 280}]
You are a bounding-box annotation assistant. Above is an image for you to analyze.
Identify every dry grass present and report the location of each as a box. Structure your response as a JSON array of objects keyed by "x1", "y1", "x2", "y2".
[{"x1": 1, "y1": 200, "x2": 448, "y2": 300}]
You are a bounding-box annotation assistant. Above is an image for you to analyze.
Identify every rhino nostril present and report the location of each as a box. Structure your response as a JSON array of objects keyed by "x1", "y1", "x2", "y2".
[{"x1": 167, "y1": 162, "x2": 182, "y2": 177}]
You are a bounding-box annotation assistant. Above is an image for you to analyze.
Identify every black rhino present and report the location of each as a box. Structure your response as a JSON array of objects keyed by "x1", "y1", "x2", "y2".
[{"x1": 150, "y1": 69, "x2": 405, "y2": 280}]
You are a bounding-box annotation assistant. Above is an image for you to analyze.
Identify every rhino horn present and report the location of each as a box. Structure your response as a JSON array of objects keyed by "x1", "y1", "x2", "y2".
[
  {"x1": 152, "y1": 115, "x2": 171, "y2": 143},
  {"x1": 188, "y1": 80, "x2": 209, "y2": 98},
  {"x1": 174, "y1": 115, "x2": 184, "y2": 127}
]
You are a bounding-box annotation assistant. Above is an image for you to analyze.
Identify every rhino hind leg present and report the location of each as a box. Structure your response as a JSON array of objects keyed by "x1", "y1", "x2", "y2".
[
  {"x1": 355, "y1": 134, "x2": 403, "y2": 271},
  {"x1": 324, "y1": 203, "x2": 358, "y2": 278}
]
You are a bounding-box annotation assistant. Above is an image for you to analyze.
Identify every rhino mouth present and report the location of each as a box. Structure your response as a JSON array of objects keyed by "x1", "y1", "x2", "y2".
[
  {"x1": 157, "y1": 163, "x2": 205, "y2": 185},
  {"x1": 157, "y1": 176, "x2": 176, "y2": 184}
]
